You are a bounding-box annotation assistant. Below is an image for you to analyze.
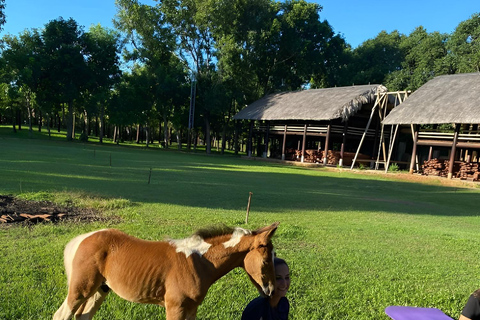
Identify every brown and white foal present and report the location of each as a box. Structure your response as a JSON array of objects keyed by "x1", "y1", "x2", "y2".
[{"x1": 53, "y1": 222, "x2": 279, "y2": 320}]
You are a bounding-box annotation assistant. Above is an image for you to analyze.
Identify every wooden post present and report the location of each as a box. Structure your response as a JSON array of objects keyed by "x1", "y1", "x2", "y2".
[
  {"x1": 282, "y1": 125, "x2": 287, "y2": 161},
  {"x1": 301, "y1": 124, "x2": 307, "y2": 163},
  {"x1": 428, "y1": 146, "x2": 433, "y2": 161},
  {"x1": 385, "y1": 124, "x2": 399, "y2": 173},
  {"x1": 351, "y1": 98, "x2": 380, "y2": 169},
  {"x1": 323, "y1": 124, "x2": 331, "y2": 166},
  {"x1": 448, "y1": 124, "x2": 460, "y2": 179},
  {"x1": 245, "y1": 192, "x2": 253, "y2": 224},
  {"x1": 409, "y1": 128, "x2": 418, "y2": 174},
  {"x1": 248, "y1": 120, "x2": 254, "y2": 157},
  {"x1": 264, "y1": 121, "x2": 270, "y2": 158},
  {"x1": 339, "y1": 122, "x2": 347, "y2": 167}
]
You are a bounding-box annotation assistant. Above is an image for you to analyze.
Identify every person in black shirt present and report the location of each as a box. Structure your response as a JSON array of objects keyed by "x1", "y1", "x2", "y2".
[
  {"x1": 242, "y1": 257, "x2": 290, "y2": 320},
  {"x1": 460, "y1": 289, "x2": 480, "y2": 320}
]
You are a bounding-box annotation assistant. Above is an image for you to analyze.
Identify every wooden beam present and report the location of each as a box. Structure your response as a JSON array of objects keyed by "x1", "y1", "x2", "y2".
[
  {"x1": 340, "y1": 121, "x2": 347, "y2": 167},
  {"x1": 351, "y1": 96, "x2": 381, "y2": 169},
  {"x1": 323, "y1": 124, "x2": 331, "y2": 165},
  {"x1": 384, "y1": 124, "x2": 399, "y2": 173},
  {"x1": 448, "y1": 124, "x2": 460, "y2": 179},
  {"x1": 409, "y1": 128, "x2": 418, "y2": 174},
  {"x1": 428, "y1": 146, "x2": 433, "y2": 161},
  {"x1": 248, "y1": 120, "x2": 254, "y2": 157},
  {"x1": 301, "y1": 124, "x2": 307, "y2": 163},
  {"x1": 263, "y1": 121, "x2": 270, "y2": 158},
  {"x1": 281, "y1": 125, "x2": 287, "y2": 161}
]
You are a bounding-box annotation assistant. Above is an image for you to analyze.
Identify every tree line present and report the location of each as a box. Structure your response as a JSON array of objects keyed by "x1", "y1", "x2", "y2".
[{"x1": 0, "y1": 0, "x2": 478, "y2": 154}]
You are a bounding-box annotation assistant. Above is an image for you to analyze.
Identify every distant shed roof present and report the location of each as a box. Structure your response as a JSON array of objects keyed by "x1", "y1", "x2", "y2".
[
  {"x1": 233, "y1": 84, "x2": 387, "y2": 122},
  {"x1": 383, "y1": 73, "x2": 480, "y2": 125}
]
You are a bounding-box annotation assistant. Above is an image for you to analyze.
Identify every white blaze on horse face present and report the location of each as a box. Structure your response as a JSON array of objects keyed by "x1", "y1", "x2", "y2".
[
  {"x1": 223, "y1": 228, "x2": 251, "y2": 248},
  {"x1": 169, "y1": 235, "x2": 212, "y2": 258}
]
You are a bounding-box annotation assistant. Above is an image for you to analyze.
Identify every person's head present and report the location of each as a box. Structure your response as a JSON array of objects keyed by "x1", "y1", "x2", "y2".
[{"x1": 272, "y1": 258, "x2": 290, "y2": 299}]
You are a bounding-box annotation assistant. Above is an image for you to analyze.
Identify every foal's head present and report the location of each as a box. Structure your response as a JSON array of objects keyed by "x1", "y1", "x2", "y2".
[{"x1": 243, "y1": 222, "x2": 279, "y2": 297}]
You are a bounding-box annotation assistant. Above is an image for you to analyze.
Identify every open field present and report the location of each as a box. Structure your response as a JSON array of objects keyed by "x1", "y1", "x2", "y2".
[{"x1": 1, "y1": 127, "x2": 480, "y2": 319}]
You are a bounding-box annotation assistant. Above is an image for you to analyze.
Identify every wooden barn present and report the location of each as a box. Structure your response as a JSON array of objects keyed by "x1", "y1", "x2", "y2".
[
  {"x1": 383, "y1": 72, "x2": 480, "y2": 179},
  {"x1": 233, "y1": 85, "x2": 408, "y2": 168}
]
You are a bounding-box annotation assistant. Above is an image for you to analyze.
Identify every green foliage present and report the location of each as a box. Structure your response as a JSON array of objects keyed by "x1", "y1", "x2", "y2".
[
  {"x1": 385, "y1": 27, "x2": 449, "y2": 91},
  {"x1": 447, "y1": 13, "x2": 480, "y2": 73},
  {"x1": 388, "y1": 163, "x2": 400, "y2": 172},
  {"x1": 350, "y1": 30, "x2": 405, "y2": 85}
]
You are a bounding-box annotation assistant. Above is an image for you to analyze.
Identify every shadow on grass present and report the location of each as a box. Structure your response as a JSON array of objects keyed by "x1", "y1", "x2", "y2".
[{"x1": 1, "y1": 130, "x2": 478, "y2": 216}]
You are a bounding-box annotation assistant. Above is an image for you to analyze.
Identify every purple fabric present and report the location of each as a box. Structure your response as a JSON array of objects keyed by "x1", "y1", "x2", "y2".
[{"x1": 385, "y1": 306, "x2": 453, "y2": 320}]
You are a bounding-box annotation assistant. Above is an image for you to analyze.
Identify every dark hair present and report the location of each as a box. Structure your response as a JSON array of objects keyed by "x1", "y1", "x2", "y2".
[{"x1": 274, "y1": 257, "x2": 288, "y2": 268}]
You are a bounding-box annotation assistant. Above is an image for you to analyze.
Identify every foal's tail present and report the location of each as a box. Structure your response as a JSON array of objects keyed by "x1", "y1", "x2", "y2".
[{"x1": 63, "y1": 230, "x2": 106, "y2": 285}]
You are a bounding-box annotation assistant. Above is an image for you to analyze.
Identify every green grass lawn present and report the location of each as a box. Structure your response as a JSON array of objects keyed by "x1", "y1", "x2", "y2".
[{"x1": 1, "y1": 125, "x2": 480, "y2": 319}]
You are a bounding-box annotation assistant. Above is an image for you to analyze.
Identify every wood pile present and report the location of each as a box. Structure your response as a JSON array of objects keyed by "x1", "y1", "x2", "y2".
[
  {"x1": 421, "y1": 159, "x2": 446, "y2": 176},
  {"x1": 286, "y1": 149, "x2": 371, "y2": 166},
  {"x1": 0, "y1": 213, "x2": 66, "y2": 223},
  {"x1": 421, "y1": 159, "x2": 463, "y2": 178},
  {"x1": 456, "y1": 162, "x2": 480, "y2": 181}
]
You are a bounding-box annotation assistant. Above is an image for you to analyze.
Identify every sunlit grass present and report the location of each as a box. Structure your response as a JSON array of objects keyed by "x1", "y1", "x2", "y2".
[{"x1": 1, "y1": 127, "x2": 480, "y2": 319}]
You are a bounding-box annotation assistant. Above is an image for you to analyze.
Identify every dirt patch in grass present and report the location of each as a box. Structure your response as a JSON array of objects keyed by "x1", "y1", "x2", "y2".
[{"x1": 0, "y1": 195, "x2": 110, "y2": 225}]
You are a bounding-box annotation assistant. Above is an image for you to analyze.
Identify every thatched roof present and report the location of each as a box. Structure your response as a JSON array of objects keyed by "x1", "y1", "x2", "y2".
[
  {"x1": 233, "y1": 85, "x2": 387, "y2": 122},
  {"x1": 383, "y1": 73, "x2": 480, "y2": 125}
]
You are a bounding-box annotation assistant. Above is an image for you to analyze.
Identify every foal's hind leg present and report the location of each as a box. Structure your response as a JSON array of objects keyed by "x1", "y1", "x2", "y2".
[
  {"x1": 54, "y1": 271, "x2": 105, "y2": 320},
  {"x1": 74, "y1": 285, "x2": 110, "y2": 320},
  {"x1": 53, "y1": 296, "x2": 87, "y2": 320}
]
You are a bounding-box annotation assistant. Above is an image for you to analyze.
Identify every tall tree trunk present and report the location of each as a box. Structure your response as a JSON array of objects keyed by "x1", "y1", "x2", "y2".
[
  {"x1": 136, "y1": 124, "x2": 140, "y2": 143},
  {"x1": 57, "y1": 111, "x2": 61, "y2": 132},
  {"x1": 99, "y1": 108, "x2": 105, "y2": 143},
  {"x1": 158, "y1": 118, "x2": 162, "y2": 146},
  {"x1": 221, "y1": 117, "x2": 227, "y2": 155},
  {"x1": 46, "y1": 113, "x2": 51, "y2": 137},
  {"x1": 38, "y1": 110, "x2": 42, "y2": 132},
  {"x1": 205, "y1": 112, "x2": 211, "y2": 154},
  {"x1": 145, "y1": 124, "x2": 149, "y2": 148},
  {"x1": 62, "y1": 104, "x2": 66, "y2": 128},
  {"x1": 176, "y1": 128, "x2": 182, "y2": 150},
  {"x1": 95, "y1": 115, "x2": 99, "y2": 137},
  {"x1": 17, "y1": 108, "x2": 22, "y2": 130},
  {"x1": 113, "y1": 126, "x2": 117, "y2": 143},
  {"x1": 26, "y1": 98, "x2": 33, "y2": 133},
  {"x1": 82, "y1": 109, "x2": 89, "y2": 140},
  {"x1": 66, "y1": 101, "x2": 74, "y2": 141},
  {"x1": 11, "y1": 107, "x2": 16, "y2": 133},
  {"x1": 163, "y1": 112, "x2": 168, "y2": 149}
]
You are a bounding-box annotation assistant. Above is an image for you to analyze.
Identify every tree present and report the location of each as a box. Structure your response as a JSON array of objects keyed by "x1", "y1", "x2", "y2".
[
  {"x1": 115, "y1": 0, "x2": 188, "y2": 147},
  {"x1": 350, "y1": 30, "x2": 404, "y2": 85},
  {"x1": 82, "y1": 24, "x2": 122, "y2": 142},
  {"x1": 447, "y1": 13, "x2": 480, "y2": 73},
  {"x1": 385, "y1": 27, "x2": 449, "y2": 91},
  {"x1": 42, "y1": 17, "x2": 89, "y2": 141},
  {"x1": 1, "y1": 29, "x2": 44, "y2": 133},
  {"x1": 0, "y1": 0, "x2": 6, "y2": 33}
]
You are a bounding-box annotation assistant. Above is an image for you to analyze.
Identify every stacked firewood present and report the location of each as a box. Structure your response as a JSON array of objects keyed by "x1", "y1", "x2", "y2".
[
  {"x1": 317, "y1": 150, "x2": 339, "y2": 165},
  {"x1": 421, "y1": 159, "x2": 446, "y2": 176},
  {"x1": 456, "y1": 162, "x2": 480, "y2": 181},
  {"x1": 0, "y1": 213, "x2": 66, "y2": 223}
]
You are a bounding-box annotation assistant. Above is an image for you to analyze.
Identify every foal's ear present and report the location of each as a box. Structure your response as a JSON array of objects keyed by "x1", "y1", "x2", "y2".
[{"x1": 255, "y1": 222, "x2": 279, "y2": 242}]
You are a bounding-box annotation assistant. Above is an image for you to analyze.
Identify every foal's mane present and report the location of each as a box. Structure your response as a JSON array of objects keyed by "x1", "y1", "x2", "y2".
[{"x1": 194, "y1": 224, "x2": 237, "y2": 240}]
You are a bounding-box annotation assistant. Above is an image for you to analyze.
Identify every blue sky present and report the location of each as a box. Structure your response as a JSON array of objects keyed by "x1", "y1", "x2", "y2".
[{"x1": 2, "y1": 0, "x2": 478, "y2": 48}]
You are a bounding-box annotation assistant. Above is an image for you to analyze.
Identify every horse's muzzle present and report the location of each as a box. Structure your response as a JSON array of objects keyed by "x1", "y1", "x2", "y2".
[{"x1": 262, "y1": 283, "x2": 275, "y2": 296}]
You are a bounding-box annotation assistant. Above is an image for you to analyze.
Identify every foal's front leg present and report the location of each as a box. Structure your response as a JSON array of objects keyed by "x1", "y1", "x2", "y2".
[{"x1": 165, "y1": 299, "x2": 198, "y2": 320}]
